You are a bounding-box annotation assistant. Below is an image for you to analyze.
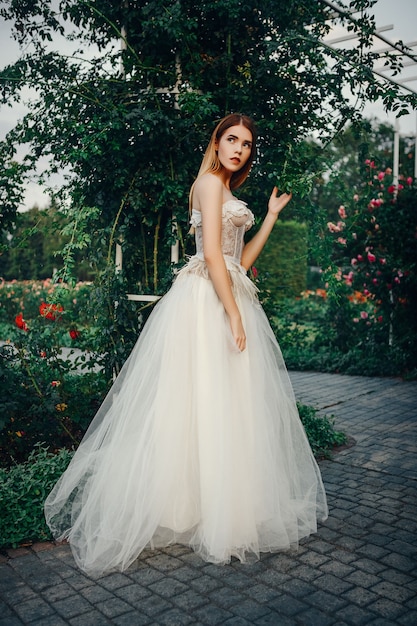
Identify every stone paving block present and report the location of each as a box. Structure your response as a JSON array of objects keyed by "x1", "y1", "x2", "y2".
[
  {"x1": 280, "y1": 578, "x2": 317, "y2": 598},
  {"x1": 129, "y1": 566, "x2": 165, "y2": 586},
  {"x1": 136, "y1": 594, "x2": 174, "y2": 618},
  {"x1": 65, "y1": 573, "x2": 96, "y2": 591},
  {"x1": 0, "y1": 618, "x2": 23, "y2": 626},
  {"x1": 148, "y1": 577, "x2": 190, "y2": 599},
  {"x1": 345, "y1": 569, "x2": 383, "y2": 589},
  {"x1": 153, "y1": 607, "x2": 196, "y2": 625},
  {"x1": 169, "y1": 565, "x2": 204, "y2": 583},
  {"x1": 13, "y1": 596, "x2": 55, "y2": 622},
  {"x1": 223, "y1": 618, "x2": 254, "y2": 626},
  {"x1": 245, "y1": 583, "x2": 280, "y2": 604},
  {"x1": 378, "y1": 568, "x2": 414, "y2": 586},
  {"x1": 178, "y1": 551, "x2": 209, "y2": 569},
  {"x1": 144, "y1": 554, "x2": 184, "y2": 573},
  {"x1": 253, "y1": 566, "x2": 291, "y2": 587},
  {"x1": 114, "y1": 582, "x2": 152, "y2": 606},
  {"x1": 305, "y1": 589, "x2": 347, "y2": 612},
  {"x1": 189, "y1": 573, "x2": 222, "y2": 593},
  {"x1": 288, "y1": 563, "x2": 324, "y2": 582},
  {"x1": 52, "y1": 594, "x2": 95, "y2": 620},
  {"x1": 208, "y1": 586, "x2": 247, "y2": 608},
  {"x1": 231, "y1": 599, "x2": 271, "y2": 621},
  {"x1": 319, "y1": 559, "x2": 356, "y2": 578},
  {"x1": 371, "y1": 580, "x2": 416, "y2": 603},
  {"x1": 380, "y1": 552, "x2": 416, "y2": 572},
  {"x1": 342, "y1": 586, "x2": 380, "y2": 608},
  {"x1": 333, "y1": 535, "x2": 366, "y2": 552},
  {"x1": 254, "y1": 612, "x2": 295, "y2": 625},
  {"x1": 397, "y1": 610, "x2": 417, "y2": 626},
  {"x1": 314, "y1": 572, "x2": 355, "y2": 595},
  {"x1": 327, "y1": 549, "x2": 357, "y2": 565},
  {"x1": 41, "y1": 581, "x2": 79, "y2": 602},
  {"x1": 335, "y1": 602, "x2": 378, "y2": 625},
  {"x1": 367, "y1": 597, "x2": 407, "y2": 621},
  {"x1": 1, "y1": 582, "x2": 37, "y2": 605},
  {"x1": 78, "y1": 583, "x2": 115, "y2": 604},
  {"x1": 172, "y1": 589, "x2": 209, "y2": 611},
  {"x1": 111, "y1": 612, "x2": 152, "y2": 626},
  {"x1": 266, "y1": 594, "x2": 307, "y2": 617},
  {"x1": 192, "y1": 604, "x2": 234, "y2": 624},
  {"x1": 68, "y1": 610, "x2": 112, "y2": 625},
  {"x1": 298, "y1": 551, "x2": 330, "y2": 568},
  {"x1": 295, "y1": 607, "x2": 336, "y2": 626},
  {"x1": 97, "y1": 596, "x2": 136, "y2": 618},
  {"x1": 31, "y1": 615, "x2": 68, "y2": 626},
  {"x1": 99, "y1": 573, "x2": 131, "y2": 591},
  {"x1": 356, "y1": 543, "x2": 390, "y2": 560}
]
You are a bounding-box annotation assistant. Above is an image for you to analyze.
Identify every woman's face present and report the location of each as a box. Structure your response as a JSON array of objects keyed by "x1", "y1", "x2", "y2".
[{"x1": 216, "y1": 124, "x2": 253, "y2": 174}]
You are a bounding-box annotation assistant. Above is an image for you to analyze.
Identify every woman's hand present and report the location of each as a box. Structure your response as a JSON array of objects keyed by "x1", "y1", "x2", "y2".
[
  {"x1": 268, "y1": 186, "x2": 292, "y2": 217},
  {"x1": 230, "y1": 314, "x2": 246, "y2": 352}
]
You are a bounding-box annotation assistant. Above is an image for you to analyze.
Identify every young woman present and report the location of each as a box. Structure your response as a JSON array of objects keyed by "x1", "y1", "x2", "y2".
[{"x1": 45, "y1": 113, "x2": 328, "y2": 575}]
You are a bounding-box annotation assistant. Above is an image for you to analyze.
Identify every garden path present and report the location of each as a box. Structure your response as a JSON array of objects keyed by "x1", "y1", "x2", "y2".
[{"x1": 1, "y1": 371, "x2": 416, "y2": 625}]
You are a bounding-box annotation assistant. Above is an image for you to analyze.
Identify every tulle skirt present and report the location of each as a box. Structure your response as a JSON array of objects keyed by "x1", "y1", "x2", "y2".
[{"x1": 44, "y1": 255, "x2": 328, "y2": 575}]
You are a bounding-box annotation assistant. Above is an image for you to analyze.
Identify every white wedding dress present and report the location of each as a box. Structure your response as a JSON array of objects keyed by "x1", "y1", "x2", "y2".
[{"x1": 45, "y1": 199, "x2": 328, "y2": 575}]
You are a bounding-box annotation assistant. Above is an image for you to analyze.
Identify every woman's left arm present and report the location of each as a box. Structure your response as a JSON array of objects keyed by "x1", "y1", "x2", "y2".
[{"x1": 240, "y1": 187, "x2": 292, "y2": 271}]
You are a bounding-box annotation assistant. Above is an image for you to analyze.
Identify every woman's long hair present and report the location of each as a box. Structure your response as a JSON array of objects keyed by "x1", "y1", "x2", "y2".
[{"x1": 189, "y1": 113, "x2": 257, "y2": 211}]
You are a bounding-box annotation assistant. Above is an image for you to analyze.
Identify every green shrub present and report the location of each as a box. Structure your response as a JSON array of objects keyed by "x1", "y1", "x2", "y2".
[
  {"x1": 0, "y1": 443, "x2": 73, "y2": 549},
  {"x1": 298, "y1": 403, "x2": 347, "y2": 459},
  {"x1": 256, "y1": 221, "x2": 308, "y2": 300}
]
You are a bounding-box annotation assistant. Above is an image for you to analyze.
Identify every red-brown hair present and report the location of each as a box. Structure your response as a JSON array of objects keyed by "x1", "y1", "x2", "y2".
[{"x1": 190, "y1": 113, "x2": 257, "y2": 208}]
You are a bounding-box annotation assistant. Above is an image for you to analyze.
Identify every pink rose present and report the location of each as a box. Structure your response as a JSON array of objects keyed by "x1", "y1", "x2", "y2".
[
  {"x1": 360, "y1": 311, "x2": 368, "y2": 319},
  {"x1": 353, "y1": 318, "x2": 359, "y2": 323},
  {"x1": 338, "y1": 205, "x2": 347, "y2": 219},
  {"x1": 406, "y1": 176, "x2": 413, "y2": 186},
  {"x1": 337, "y1": 237, "x2": 347, "y2": 246},
  {"x1": 387, "y1": 185, "x2": 396, "y2": 194},
  {"x1": 353, "y1": 194, "x2": 359, "y2": 202},
  {"x1": 351, "y1": 258, "x2": 358, "y2": 266},
  {"x1": 377, "y1": 172, "x2": 385, "y2": 181},
  {"x1": 367, "y1": 252, "x2": 376, "y2": 263},
  {"x1": 327, "y1": 222, "x2": 341, "y2": 233},
  {"x1": 357, "y1": 254, "x2": 363, "y2": 262}
]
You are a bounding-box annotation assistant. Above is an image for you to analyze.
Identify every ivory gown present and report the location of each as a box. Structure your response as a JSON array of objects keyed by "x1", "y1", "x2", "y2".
[{"x1": 45, "y1": 199, "x2": 328, "y2": 575}]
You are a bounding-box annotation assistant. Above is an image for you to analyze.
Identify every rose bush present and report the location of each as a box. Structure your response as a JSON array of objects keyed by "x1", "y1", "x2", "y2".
[
  {"x1": 317, "y1": 162, "x2": 417, "y2": 375},
  {"x1": 0, "y1": 281, "x2": 109, "y2": 466}
]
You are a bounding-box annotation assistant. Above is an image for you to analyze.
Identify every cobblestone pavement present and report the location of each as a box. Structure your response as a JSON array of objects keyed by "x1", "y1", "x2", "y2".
[{"x1": 1, "y1": 371, "x2": 416, "y2": 625}]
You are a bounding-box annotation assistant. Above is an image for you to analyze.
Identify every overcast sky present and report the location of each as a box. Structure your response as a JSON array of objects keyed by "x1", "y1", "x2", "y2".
[{"x1": 1, "y1": 0, "x2": 416, "y2": 209}]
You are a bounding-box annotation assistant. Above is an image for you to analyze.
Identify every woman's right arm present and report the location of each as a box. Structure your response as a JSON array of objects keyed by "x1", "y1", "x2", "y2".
[{"x1": 193, "y1": 175, "x2": 246, "y2": 352}]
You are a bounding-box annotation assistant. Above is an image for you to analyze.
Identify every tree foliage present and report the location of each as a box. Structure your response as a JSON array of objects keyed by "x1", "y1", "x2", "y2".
[{"x1": 1, "y1": 0, "x2": 415, "y2": 367}]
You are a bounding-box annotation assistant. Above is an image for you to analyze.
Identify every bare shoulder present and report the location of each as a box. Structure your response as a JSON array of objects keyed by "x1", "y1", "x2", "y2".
[{"x1": 193, "y1": 174, "x2": 223, "y2": 211}]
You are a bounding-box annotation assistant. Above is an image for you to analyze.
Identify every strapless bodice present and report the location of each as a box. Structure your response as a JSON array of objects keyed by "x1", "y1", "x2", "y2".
[{"x1": 190, "y1": 199, "x2": 254, "y2": 264}]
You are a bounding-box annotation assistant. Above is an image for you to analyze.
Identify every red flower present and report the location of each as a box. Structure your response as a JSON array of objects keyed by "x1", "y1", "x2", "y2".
[
  {"x1": 39, "y1": 302, "x2": 63, "y2": 320},
  {"x1": 367, "y1": 252, "x2": 376, "y2": 263},
  {"x1": 387, "y1": 185, "x2": 396, "y2": 194},
  {"x1": 69, "y1": 328, "x2": 80, "y2": 340},
  {"x1": 15, "y1": 313, "x2": 28, "y2": 331}
]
